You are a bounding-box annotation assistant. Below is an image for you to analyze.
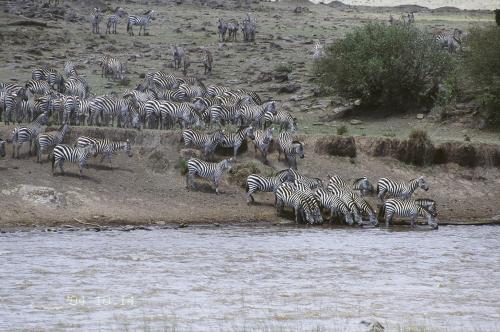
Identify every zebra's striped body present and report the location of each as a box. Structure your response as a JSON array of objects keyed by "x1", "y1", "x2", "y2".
[
  {"x1": 192, "y1": 97, "x2": 219, "y2": 113},
  {"x1": 26, "y1": 80, "x2": 52, "y2": 95},
  {"x1": 203, "y1": 49, "x2": 213, "y2": 75},
  {"x1": 380, "y1": 198, "x2": 438, "y2": 229},
  {"x1": 209, "y1": 104, "x2": 242, "y2": 128},
  {"x1": 182, "y1": 129, "x2": 225, "y2": 160},
  {"x1": 217, "y1": 18, "x2": 228, "y2": 42},
  {"x1": 186, "y1": 158, "x2": 233, "y2": 194},
  {"x1": 245, "y1": 169, "x2": 290, "y2": 203},
  {"x1": 89, "y1": 96, "x2": 129, "y2": 127},
  {"x1": 106, "y1": 7, "x2": 125, "y2": 34},
  {"x1": 252, "y1": 127, "x2": 274, "y2": 162},
  {"x1": 36, "y1": 123, "x2": 70, "y2": 163},
  {"x1": 435, "y1": 29, "x2": 462, "y2": 53},
  {"x1": 177, "y1": 84, "x2": 205, "y2": 101},
  {"x1": 159, "y1": 101, "x2": 200, "y2": 129},
  {"x1": 377, "y1": 176, "x2": 429, "y2": 202},
  {"x1": 275, "y1": 182, "x2": 323, "y2": 224},
  {"x1": 220, "y1": 126, "x2": 255, "y2": 158},
  {"x1": 287, "y1": 169, "x2": 323, "y2": 190},
  {"x1": 205, "y1": 85, "x2": 231, "y2": 98},
  {"x1": 11, "y1": 113, "x2": 49, "y2": 158},
  {"x1": 264, "y1": 110, "x2": 297, "y2": 132},
  {"x1": 64, "y1": 76, "x2": 89, "y2": 98},
  {"x1": 314, "y1": 188, "x2": 354, "y2": 224},
  {"x1": 240, "y1": 101, "x2": 276, "y2": 128},
  {"x1": 52, "y1": 144, "x2": 97, "y2": 178},
  {"x1": 127, "y1": 10, "x2": 155, "y2": 36},
  {"x1": 277, "y1": 131, "x2": 304, "y2": 170},
  {"x1": 76, "y1": 136, "x2": 132, "y2": 167},
  {"x1": 32, "y1": 68, "x2": 65, "y2": 92},
  {"x1": 2, "y1": 92, "x2": 24, "y2": 125},
  {"x1": 328, "y1": 174, "x2": 374, "y2": 197},
  {"x1": 64, "y1": 61, "x2": 78, "y2": 78},
  {"x1": 98, "y1": 55, "x2": 125, "y2": 80}
]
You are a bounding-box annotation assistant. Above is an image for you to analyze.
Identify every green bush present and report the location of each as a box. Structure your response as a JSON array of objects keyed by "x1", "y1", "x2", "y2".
[
  {"x1": 463, "y1": 25, "x2": 500, "y2": 126},
  {"x1": 337, "y1": 125, "x2": 348, "y2": 135},
  {"x1": 274, "y1": 63, "x2": 293, "y2": 74},
  {"x1": 313, "y1": 23, "x2": 453, "y2": 111}
]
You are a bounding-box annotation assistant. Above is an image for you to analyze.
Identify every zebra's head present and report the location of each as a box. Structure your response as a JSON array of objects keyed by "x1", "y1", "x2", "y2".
[
  {"x1": 417, "y1": 176, "x2": 429, "y2": 191},
  {"x1": 220, "y1": 158, "x2": 234, "y2": 172},
  {"x1": 369, "y1": 212, "x2": 378, "y2": 226},
  {"x1": 354, "y1": 177, "x2": 374, "y2": 196},
  {"x1": 292, "y1": 141, "x2": 305, "y2": 159},
  {"x1": 345, "y1": 213, "x2": 354, "y2": 226},
  {"x1": 245, "y1": 126, "x2": 255, "y2": 140},
  {"x1": 264, "y1": 101, "x2": 277, "y2": 115},
  {"x1": 213, "y1": 130, "x2": 226, "y2": 143},
  {"x1": 291, "y1": 118, "x2": 298, "y2": 132},
  {"x1": 305, "y1": 207, "x2": 323, "y2": 225},
  {"x1": 84, "y1": 143, "x2": 98, "y2": 157},
  {"x1": 0, "y1": 138, "x2": 6, "y2": 158}
]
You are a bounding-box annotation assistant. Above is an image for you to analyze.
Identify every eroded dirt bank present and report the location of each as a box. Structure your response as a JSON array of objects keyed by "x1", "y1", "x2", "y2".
[{"x1": 0, "y1": 126, "x2": 499, "y2": 229}]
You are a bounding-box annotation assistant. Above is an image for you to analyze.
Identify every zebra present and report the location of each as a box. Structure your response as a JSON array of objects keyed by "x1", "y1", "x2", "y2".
[
  {"x1": 241, "y1": 14, "x2": 256, "y2": 43},
  {"x1": 64, "y1": 75, "x2": 89, "y2": 98},
  {"x1": 159, "y1": 101, "x2": 200, "y2": 129},
  {"x1": 224, "y1": 89, "x2": 262, "y2": 105},
  {"x1": 312, "y1": 40, "x2": 325, "y2": 60},
  {"x1": 127, "y1": 10, "x2": 155, "y2": 36},
  {"x1": 217, "y1": 18, "x2": 228, "y2": 42},
  {"x1": 326, "y1": 182, "x2": 364, "y2": 226},
  {"x1": 435, "y1": 29, "x2": 463, "y2": 53},
  {"x1": 98, "y1": 56, "x2": 125, "y2": 80},
  {"x1": 52, "y1": 143, "x2": 97, "y2": 178},
  {"x1": 36, "y1": 123, "x2": 70, "y2": 163},
  {"x1": 314, "y1": 188, "x2": 354, "y2": 224},
  {"x1": 182, "y1": 129, "x2": 225, "y2": 160},
  {"x1": 177, "y1": 83, "x2": 205, "y2": 100},
  {"x1": 32, "y1": 68, "x2": 65, "y2": 92},
  {"x1": 240, "y1": 101, "x2": 276, "y2": 128},
  {"x1": 220, "y1": 126, "x2": 255, "y2": 158},
  {"x1": 145, "y1": 71, "x2": 180, "y2": 91},
  {"x1": 186, "y1": 158, "x2": 233, "y2": 194},
  {"x1": 275, "y1": 182, "x2": 323, "y2": 224},
  {"x1": 91, "y1": 7, "x2": 103, "y2": 34},
  {"x1": 328, "y1": 174, "x2": 374, "y2": 197},
  {"x1": 414, "y1": 198, "x2": 438, "y2": 217},
  {"x1": 0, "y1": 138, "x2": 5, "y2": 158},
  {"x1": 25, "y1": 80, "x2": 52, "y2": 95},
  {"x1": 11, "y1": 112, "x2": 49, "y2": 158},
  {"x1": 287, "y1": 169, "x2": 323, "y2": 189},
  {"x1": 76, "y1": 136, "x2": 133, "y2": 167},
  {"x1": 203, "y1": 49, "x2": 213, "y2": 75},
  {"x1": 205, "y1": 85, "x2": 231, "y2": 98},
  {"x1": 251, "y1": 127, "x2": 273, "y2": 162},
  {"x1": 264, "y1": 110, "x2": 297, "y2": 132},
  {"x1": 277, "y1": 131, "x2": 304, "y2": 170},
  {"x1": 89, "y1": 96, "x2": 129, "y2": 127},
  {"x1": 209, "y1": 104, "x2": 242, "y2": 128},
  {"x1": 2, "y1": 92, "x2": 24, "y2": 125},
  {"x1": 245, "y1": 169, "x2": 291, "y2": 204},
  {"x1": 192, "y1": 97, "x2": 219, "y2": 113},
  {"x1": 227, "y1": 21, "x2": 239, "y2": 41},
  {"x1": 377, "y1": 176, "x2": 429, "y2": 202},
  {"x1": 171, "y1": 45, "x2": 185, "y2": 70},
  {"x1": 379, "y1": 198, "x2": 438, "y2": 229},
  {"x1": 76, "y1": 98, "x2": 92, "y2": 126},
  {"x1": 106, "y1": 7, "x2": 126, "y2": 34},
  {"x1": 64, "y1": 61, "x2": 79, "y2": 78}
]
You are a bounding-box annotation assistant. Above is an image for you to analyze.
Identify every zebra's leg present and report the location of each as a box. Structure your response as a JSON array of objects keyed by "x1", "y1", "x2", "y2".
[
  {"x1": 214, "y1": 178, "x2": 220, "y2": 195},
  {"x1": 233, "y1": 144, "x2": 239, "y2": 159},
  {"x1": 410, "y1": 213, "x2": 417, "y2": 228},
  {"x1": 79, "y1": 161, "x2": 84, "y2": 179},
  {"x1": 37, "y1": 146, "x2": 42, "y2": 163},
  {"x1": 246, "y1": 187, "x2": 255, "y2": 204},
  {"x1": 59, "y1": 159, "x2": 65, "y2": 175},
  {"x1": 378, "y1": 189, "x2": 386, "y2": 203},
  {"x1": 385, "y1": 212, "x2": 393, "y2": 228}
]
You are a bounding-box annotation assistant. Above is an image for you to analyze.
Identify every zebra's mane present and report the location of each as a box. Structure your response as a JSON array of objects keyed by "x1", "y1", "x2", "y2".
[{"x1": 353, "y1": 177, "x2": 367, "y2": 184}]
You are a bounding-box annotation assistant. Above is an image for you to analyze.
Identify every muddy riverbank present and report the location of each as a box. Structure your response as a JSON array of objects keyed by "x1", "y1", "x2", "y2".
[{"x1": 0, "y1": 126, "x2": 499, "y2": 229}]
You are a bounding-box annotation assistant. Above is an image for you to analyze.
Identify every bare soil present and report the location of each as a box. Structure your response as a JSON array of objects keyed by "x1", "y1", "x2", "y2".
[{"x1": 0, "y1": 0, "x2": 498, "y2": 229}]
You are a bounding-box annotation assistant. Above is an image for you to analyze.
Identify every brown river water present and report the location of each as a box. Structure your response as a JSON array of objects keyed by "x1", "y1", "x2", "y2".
[{"x1": 1, "y1": 225, "x2": 499, "y2": 331}]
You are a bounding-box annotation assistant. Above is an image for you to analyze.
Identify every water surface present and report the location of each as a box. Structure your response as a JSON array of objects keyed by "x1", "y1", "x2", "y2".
[{"x1": 1, "y1": 225, "x2": 499, "y2": 331}]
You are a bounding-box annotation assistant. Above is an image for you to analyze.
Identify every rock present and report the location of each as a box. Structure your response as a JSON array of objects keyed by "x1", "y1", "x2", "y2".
[
  {"x1": 416, "y1": 113, "x2": 424, "y2": 119},
  {"x1": 254, "y1": 72, "x2": 273, "y2": 83},
  {"x1": 350, "y1": 119, "x2": 363, "y2": 125},
  {"x1": 278, "y1": 83, "x2": 300, "y2": 94}
]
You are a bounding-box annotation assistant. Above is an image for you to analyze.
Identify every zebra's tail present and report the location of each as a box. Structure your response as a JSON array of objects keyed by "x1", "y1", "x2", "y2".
[
  {"x1": 245, "y1": 181, "x2": 249, "y2": 193},
  {"x1": 9, "y1": 128, "x2": 18, "y2": 143},
  {"x1": 51, "y1": 151, "x2": 55, "y2": 173},
  {"x1": 127, "y1": 20, "x2": 131, "y2": 32}
]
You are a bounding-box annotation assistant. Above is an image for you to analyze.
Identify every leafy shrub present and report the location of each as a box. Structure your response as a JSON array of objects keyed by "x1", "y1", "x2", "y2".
[
  {"x1": 463, "y1": 25, "x2": 500, "y2": 126},
  {"x1": 337, "y1": 125, "x2": 348, "y2": 135},
  {"x1": 274, "y1": 63, "x2": 293, "y2": 74},
  {"x1": 313, "y1": 23, "x2": 453, "y2": 111}
]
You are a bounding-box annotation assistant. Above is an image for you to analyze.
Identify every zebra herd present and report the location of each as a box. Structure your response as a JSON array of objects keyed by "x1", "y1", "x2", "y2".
[
  {"x1": 244, "y1": 169, "x2": 438, "y2": 229},
  {"x1": 218, "y1": 14, "x2": 257, "y2": 43},
  {"x1": 89, "y1": 7, "x2": 155, "y2": 37}
]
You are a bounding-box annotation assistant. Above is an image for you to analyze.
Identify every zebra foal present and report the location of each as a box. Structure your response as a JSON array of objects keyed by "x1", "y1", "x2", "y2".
[{"x1": 36, "y1": 123, "x2": 70, "y2": 163}]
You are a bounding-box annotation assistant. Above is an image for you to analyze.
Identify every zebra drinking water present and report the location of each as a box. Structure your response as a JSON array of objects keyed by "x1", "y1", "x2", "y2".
[
  {"x1": 36, "y1": 123, "x2": 70, "y2": 163},
  {"x1": 75, "y1": 136, "x2": 133, "y2": 168},
  {"x1": 379, "y1": 198, "x2": 438, "y2": 229},
  {"x1": 52, "y1": 143, "x2": 97, "y2": 178},
  {"x1": 186, "y1": 158, "x2": 233, "y2": 194},
  {"x1": 377, "y1": 176, "x2": 429, "y2": 202},
  {"x1": 275, "y1": 182, "x2": 323, "y2": 224},
  {"x1": 314, "y1": 188, "x2": 354, "y2": 225},
  {"x1": 127, "y1": 10, "x2": 155, "y2": 36},
  {"x1": 414, "y1": 198, "x2": 438, "y2": 217}
]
